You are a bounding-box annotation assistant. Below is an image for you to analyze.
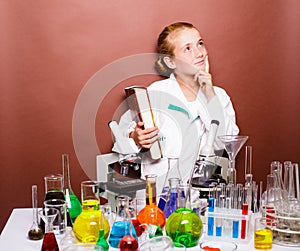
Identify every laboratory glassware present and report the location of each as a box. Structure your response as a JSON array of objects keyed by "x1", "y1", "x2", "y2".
[
  {"x1": 28, "y1": 185, "x2": 43, "y2": 240},
  {"x1": 218, "y1": 135, "x2": 249, "y2": 185},
  {"x1": 39, "y1": 208, "x2": 60, "y2": 251},
  {"x1": 73, "y1": 181, "x2": 110, "y2": 243},
  {"x1": 62, "y1": 154, "x2": 82, "y2": 222}
]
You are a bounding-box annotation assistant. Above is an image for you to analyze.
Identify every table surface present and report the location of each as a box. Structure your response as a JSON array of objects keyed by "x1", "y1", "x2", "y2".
[{"x1": 0, "y1": 208, "x2": 299, "y2": 251}]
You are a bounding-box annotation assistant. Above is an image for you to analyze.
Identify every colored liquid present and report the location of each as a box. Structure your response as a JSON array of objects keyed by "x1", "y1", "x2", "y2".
[
  {"x1": 73, "y1": 199, "x2": 110, "y2": 243},
  {"x1": 164, "y1": 191, "x2": 178, "y2": 218},
  {"x1": 108, "y1": 221, "x2": 138, "y2": 248},
  {"x1": 28, "y1": 228, "x2": 44, "y2": 240},
  {"x1": 166, "y1": 207, "x2": 202, "y2": 247},
  {"x1": 254, "y1": 229, "x2": 272, "y2": 250},
  {"x1": 64, "y1": 191, "x2": 82, "y2": 222},
  {"x1": 41, "y1": 232, "x2": 59, "y2": 251},
  {"x1": 137, "y1": 204, "x2": 166, "y2": 228},
  {"x1": 119, "y1": 235, "x2": 138, "y2": 251},
  {"x1": 131, "y1": 219, "x2": 145, "y2": 237}
]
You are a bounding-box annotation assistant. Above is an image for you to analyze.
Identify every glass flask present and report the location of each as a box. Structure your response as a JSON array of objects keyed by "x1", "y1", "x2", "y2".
[
  {"x1": 108, "y1": 195, "x2": 138, "y2": 248},
  {"x1": 137, "y1": 174, "x2": 166, "y2": 238},
  {"x1": 158, "y1": 158, "x2": 181, "y2": 212},
  {"x1": 165, "y1": 184, "x2": 203, "y2": 248},
  {"x1": 60, "y1": 226, "x2": 77, "y2": 250},
  {"x1": 39, "y1": 208, "x2": 60, "y2": 251},
  {"x1": 163, "y1": 178, "x2": 180, "y2": 218},
  {"x1": 28, "y1": 185, "x2": 43, "y2": 240},
  {"x1": 95, "y1": 206, "x2": 109, "y2": 251},
  {"x1": 62, "y1": 154, "x2": 82, "y2": 222},
  {"x1": 73, "y1": 181, "x2": 110, "y2": 243}
]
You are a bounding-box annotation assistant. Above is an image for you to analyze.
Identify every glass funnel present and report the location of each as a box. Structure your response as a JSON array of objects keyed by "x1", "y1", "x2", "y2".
[
  {"x1": 39, "y1": 208, "x2": 59, "y2": 251},
  {"x1": 218, "y1": 135, "x2": 249, "y2": 184}
]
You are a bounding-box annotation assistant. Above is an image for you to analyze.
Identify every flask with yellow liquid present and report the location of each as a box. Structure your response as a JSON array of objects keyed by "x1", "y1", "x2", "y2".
[{"x1": 73, "y1": 181, "x2": 110, "y2": 243}]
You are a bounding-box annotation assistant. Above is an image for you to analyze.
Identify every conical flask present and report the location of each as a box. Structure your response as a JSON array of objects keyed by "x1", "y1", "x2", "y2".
[
  {"x1": 163, "y1": 178, "x2": 180, "y2": 218},
  {"x1": 108, "y1": 195, "x2": 138, "y2": 248},
  {"x1": 62, "y1": 154, "x2": 82, "y2": 222},
  {"x1": 73, "y1": 181, "x2": 110, "y2": 243},
  {"x1": 158, "y1": 158, "x2": 181, "y2": 212},
  {"x1": 137, "y1": 174, "x2": 166, "y2": 238}
]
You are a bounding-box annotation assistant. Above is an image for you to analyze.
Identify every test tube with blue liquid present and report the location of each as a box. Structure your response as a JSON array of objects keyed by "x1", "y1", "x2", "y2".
[{"x1": 207, "y1": 184, "x2": 215, "y2": 236}]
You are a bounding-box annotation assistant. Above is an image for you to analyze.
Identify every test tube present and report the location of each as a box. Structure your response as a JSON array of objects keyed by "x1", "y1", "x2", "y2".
[
  {"x1": 241, "y1": 186, "x2": 249, "y2": 239},
  {"x1": 207, "y1": 184, "x2": 215, "y2": 236},
  {"x1": 252, "y1": 181, "x2": 259, "y2": 213},
  {"x1": 244, "y1": 146, "x2": 253, "y2": 186},
  {"x1": 237, "y1": 184, "x2": 243, "y2": 209}
]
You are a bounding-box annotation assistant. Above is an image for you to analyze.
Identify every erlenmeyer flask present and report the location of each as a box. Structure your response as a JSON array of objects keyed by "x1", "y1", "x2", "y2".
[
  {"x1": 108, "y1": 195, "x2": 138, "y2": 248},
  {"x1": 158, "y1": 158, "x2": 181, "y2": 212},
  {"x1": 39, "y1": 208, "x2": 59, "y2": 251},
  {"x1": 165, "y1": 183, "x2": 202, "y2": 247},
  {"x1": 73, "y1": 181, "x2": 110, "y2": 243},
  {"x1": 62, "y1": 154, "x2": 82, "y2": 222},
  {"x1": 137, "y1": 174, "x2": 166, "y2": 238},
  {"x1": 163, "y1": 178, "x2": 180, "y2": 218}
]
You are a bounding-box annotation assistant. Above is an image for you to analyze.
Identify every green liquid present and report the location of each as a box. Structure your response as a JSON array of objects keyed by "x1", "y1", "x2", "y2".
[
  {"x1": 65, "y1": 191, "x2": 82, "y2": 221},
  {"x1": 166, "y1": 208, "x2": 202, "y2": 247}
]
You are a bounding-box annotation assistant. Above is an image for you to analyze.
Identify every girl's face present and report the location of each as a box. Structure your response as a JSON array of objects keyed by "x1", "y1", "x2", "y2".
[{"x1": 169, "y1": 28, "x2": 208, "y2": 76}]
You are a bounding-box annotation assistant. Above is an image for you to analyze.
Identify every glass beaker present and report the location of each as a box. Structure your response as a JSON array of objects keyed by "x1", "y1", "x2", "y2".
[
  {"x1": 73, "y1": 181, "x2": 110, "y2": 243},
  {"x1": 62, "y1": 154, "x2": 82, "y2": 222},
  {"x1": 39, "y1": 208, "x2": 60, "y2": 251},
  {"x1": 108, "y1": 195, "x2": 138, "y2": 248},
  {"x1": 44, "y1": 174, "x2": 65, "y2": 201},
  {"x1": 137, "y1": 174, "x2": 166, "y2": 238},
  {"x1": 254, "y1": 217, "x2": 273, "y2": 250}
]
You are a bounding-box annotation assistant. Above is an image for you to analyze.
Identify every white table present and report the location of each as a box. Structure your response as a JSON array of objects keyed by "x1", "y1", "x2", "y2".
[{"x1": 0, "y1": 208, "x2": 299, "y2": 251}]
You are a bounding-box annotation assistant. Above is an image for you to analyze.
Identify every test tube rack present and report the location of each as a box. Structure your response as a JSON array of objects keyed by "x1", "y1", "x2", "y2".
[{"x1": 204, "y1": 208, "x2": 252, "y2": 243}]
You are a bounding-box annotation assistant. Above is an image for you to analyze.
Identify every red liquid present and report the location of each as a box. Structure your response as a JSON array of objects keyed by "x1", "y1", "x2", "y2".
[
  {"x1": 131, "y1": 219, "x2": 145, "y2": 237},
  {"x1": 119, "y1": 235, "x2": 138, "y2": 251},
  {"x1": 41, "y1": 232, "x2": 59, "y2": 251},
  {"x1": 241, "y1": 204, "x2": 248, "y2": 239}
]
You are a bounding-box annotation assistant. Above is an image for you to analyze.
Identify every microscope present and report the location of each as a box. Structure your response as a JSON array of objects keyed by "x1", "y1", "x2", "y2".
[
  {"x1": 96, "y1": 121, "x2": 146, "y2": 211},
  {"x1": 190, "y1": 120, "x2": 229, "y2": 198}
]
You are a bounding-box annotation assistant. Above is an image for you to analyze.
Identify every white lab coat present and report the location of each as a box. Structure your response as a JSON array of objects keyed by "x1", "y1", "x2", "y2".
[{"x1": 113, "y1": 74, "x2": 239, "y2": 192}]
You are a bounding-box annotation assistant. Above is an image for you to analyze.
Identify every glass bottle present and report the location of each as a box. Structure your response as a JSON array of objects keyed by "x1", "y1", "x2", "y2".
[
  {"x1": 28, "y1": 185, "x2": 44, "y2": 240},
  {"x1": 73, "y1": 181, "x2": 110, "y2": 243},
  {"x1": 165, "y1": 184, "x2": 203, "y2": 248},
  {"x1": 39, "y1": 208, "x2": 60, "y2": 251},
  {"x1": 163, "y1": 178, "x2": 180, "y2": 218},
  {"x1": 60, "y1": 226, "x2": 77, "y2": 250},
  {"x1": 137, "y1": 174, "x2": 166, "y2": 238},
  {"x1": 62, "y1": 154, "x2": 82, "y2": 222},
  {"x1": 108, "y1": 195, "x2": 138, "y2": 248}
]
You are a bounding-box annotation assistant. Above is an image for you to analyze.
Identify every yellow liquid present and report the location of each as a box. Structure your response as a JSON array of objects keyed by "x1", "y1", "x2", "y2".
[
  {"x1": 254, "y1": 229, "x2": 272, "y2": 250},
  {"x1": 73, "y1": 200, "x2": 110, "y2": 243}
]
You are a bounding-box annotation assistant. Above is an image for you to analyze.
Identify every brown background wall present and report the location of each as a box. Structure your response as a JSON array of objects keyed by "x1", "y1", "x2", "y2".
[{"x1": 0, "y1": 0, "x2": 299, "y2": 232}]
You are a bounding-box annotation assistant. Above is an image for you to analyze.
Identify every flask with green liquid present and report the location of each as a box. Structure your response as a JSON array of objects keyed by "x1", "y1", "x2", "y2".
[
  {"x1": 62, "y1": 154, "x2": 82, "y2": 222},
  {"x1": 165, "y1": 183, "x2": 203, "y2": 247}
]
